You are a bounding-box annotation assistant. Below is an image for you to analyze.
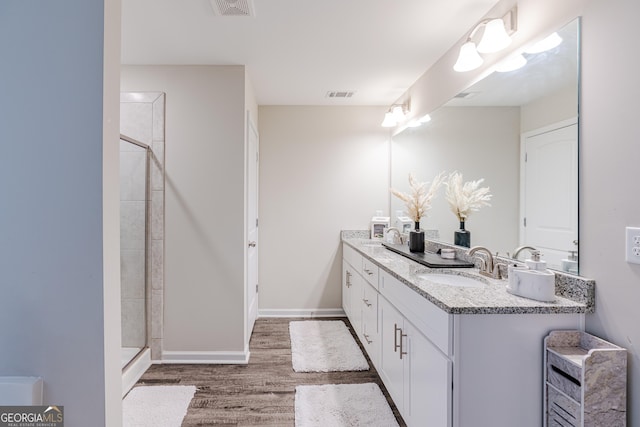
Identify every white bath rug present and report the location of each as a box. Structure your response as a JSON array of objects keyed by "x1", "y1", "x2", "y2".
[
  {"x1": 123, "y1": 385, "x2": 196, "y2": 427},
  {"x1": 295, "y1": 383, "x2": 399, "y2": 427},
  {"x1": 289, "y1": 320, "x2": 369, "y2": 372}
]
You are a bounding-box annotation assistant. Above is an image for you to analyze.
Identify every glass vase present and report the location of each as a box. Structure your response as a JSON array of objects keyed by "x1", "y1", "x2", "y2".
[
  {"x1": 454, "y1": 220, "x2": 470, "y2": 248},
  {"x1": 409, "y1": 221, "x2": 425, "y2": 253}
]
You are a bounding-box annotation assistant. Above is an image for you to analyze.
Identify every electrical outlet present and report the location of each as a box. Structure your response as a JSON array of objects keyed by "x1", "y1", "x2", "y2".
[{"x1": 626, "y1": 227, "x2": 640, "y2": 264}]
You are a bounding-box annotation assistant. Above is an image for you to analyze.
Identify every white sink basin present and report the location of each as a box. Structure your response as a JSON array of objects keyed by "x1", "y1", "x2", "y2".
[{"x1": 418, "y1": 273, "x2": 486, "y2": 288}]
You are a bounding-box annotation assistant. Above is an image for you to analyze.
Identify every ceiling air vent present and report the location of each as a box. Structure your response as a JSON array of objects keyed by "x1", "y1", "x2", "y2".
[
  {"x1": 326, "y1": 91, "x2": 355, "y2": 99},
  {"x1": 209, "y1": 0, "x2": 255, "y2": 17},
  {"x1": 454, "y1": 91, "x2": 479, "y2": 99}
]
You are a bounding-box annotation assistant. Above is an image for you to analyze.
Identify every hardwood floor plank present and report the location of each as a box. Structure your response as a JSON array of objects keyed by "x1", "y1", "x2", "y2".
[{"x1": 133, "y1": 318, "x2": 406, "y2": 426}]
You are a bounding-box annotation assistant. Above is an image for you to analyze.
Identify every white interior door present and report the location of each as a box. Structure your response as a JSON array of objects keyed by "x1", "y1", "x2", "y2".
[
  {"x1": 246, "y1": 114, "x2": 259, "y2": 339},
  {"x1": 521, "y1": 121, "x2": 578, "y2": 269}
]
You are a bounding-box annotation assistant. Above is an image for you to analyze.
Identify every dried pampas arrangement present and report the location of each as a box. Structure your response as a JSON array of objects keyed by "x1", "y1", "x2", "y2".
[
  {"x1": 444, "y1": 171, "x2": 492, "y2": 222},
  {"x1": 390, "y1": 172, "x2": 445, "y2": 226}
]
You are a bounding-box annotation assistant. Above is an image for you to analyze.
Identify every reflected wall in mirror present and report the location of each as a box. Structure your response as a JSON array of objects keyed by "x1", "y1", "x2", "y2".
[{"x1": 391, "y1": 18, "x2": 579, "y2": 273}]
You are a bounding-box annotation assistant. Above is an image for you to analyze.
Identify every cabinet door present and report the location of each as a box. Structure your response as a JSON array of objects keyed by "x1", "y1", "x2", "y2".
[
  {"x1": 378, "y1": 296, "x2": 405, "y2": 409},
  {"x1": 362, "y1": 282, "x2": 379, "y2": 368},
  {"x1": 342, "y1": 262, "x2": 354, "y2": 318},
  {"x1": 404, "y1": 321, "x2": 452, "y2": 427},
  {"x1": 349, "y1": 270, "x2": 363, "y2": 338}
]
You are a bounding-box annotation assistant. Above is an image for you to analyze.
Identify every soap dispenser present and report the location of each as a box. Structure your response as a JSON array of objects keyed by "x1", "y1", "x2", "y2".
[
  {"x1": 370, "y1": 210, "x2": 390, "y2": 240},
  {"x1": 507, "y1": 250, "x2": 556, "y2": 302},
  {"x1": 525, "y1": 250, "x2": 547, "y2": 271},
  {"x1": 561, "y1": 250, "x2": 578, "y2": 275}
]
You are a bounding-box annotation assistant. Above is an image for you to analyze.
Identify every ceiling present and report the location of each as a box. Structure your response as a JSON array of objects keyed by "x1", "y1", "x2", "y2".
[{"x1": 121, "y1": 0, "x2": 501, "y2": 106}]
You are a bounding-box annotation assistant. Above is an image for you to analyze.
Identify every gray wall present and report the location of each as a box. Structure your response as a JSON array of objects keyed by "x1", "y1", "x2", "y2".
[{"x1": 0, "y1": 0, "x2": 122, "y2": 425}]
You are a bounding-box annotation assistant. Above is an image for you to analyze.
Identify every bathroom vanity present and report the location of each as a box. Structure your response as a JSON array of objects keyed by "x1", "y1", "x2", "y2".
[{"x1": 341, "y1": 235, "x2": 594, "y2": 427}]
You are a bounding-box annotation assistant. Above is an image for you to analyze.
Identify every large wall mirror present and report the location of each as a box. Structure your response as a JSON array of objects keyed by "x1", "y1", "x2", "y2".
[{"x1": 391, "y1": 18, "x2": 580, "y2": 273}]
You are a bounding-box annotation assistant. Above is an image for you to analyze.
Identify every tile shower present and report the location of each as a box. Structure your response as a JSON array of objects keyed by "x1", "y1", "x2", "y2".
[
  {"x1": 120, "y1": 135, "x2": 149, "y2": 368},
  {"x1": 120, "y1": 93, "x2": 165, "y2": 375}
]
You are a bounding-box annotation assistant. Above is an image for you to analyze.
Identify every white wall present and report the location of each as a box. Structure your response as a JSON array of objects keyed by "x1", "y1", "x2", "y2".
[
  {"x1": 121, "y1": 66, "x2": 248, "y2": 355},
  {"x1": 258, "y1": 106, "x2": 389, "y2": 312},
  {"x1": 521, "y1": 84, "x2": 578, "y2": 133},
  {"x1": 0, "y1": 0, "x2": 121, "y2": 425},
  {"x1": 581, "y1": 0, "x2": 640, "y2": 423},
  {"x1": 103, "y1": 0, "x2": 123, "y2": 424}
]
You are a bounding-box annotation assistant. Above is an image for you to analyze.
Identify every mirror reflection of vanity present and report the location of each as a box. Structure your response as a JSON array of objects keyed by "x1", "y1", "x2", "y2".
[{"x1": 390, "y1": 19, "x2": 580, "y2": 273}]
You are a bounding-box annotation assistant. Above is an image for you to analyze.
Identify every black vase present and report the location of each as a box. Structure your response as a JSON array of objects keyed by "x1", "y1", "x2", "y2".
[
  {"x1": 454, "y1": 220, "x2": 470, "y2": 248},
  {"x1": 409, "y1": 222, "x2": 425, "y2": 253}
]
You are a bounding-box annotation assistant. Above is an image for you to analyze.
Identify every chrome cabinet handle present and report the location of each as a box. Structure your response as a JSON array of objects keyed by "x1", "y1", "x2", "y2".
[
  {"x1": 364, "y1": 334, "x2": 373, "y2": 344},
  {"x1": 399, "y1": 331, "x2": 407, "y2": 360},
  {"x1": 363, "y1": 298, "x2": 372, "y2": 307},
  {"x1": 394, "y1": 323, "x2": 401, "y2": 353},
  {"x1": 248, "y1": 241, "x2": 257, "y2": 247},
  {"x1": 363, "y1": 268, "x2": 373, "y2": 276},
  {"x1": 346, "y1": 271, "x2": 352, "y2": 288}
]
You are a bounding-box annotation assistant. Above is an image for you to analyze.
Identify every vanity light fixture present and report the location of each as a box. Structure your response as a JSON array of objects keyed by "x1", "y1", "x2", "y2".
[
  {"x1": 524, "y1": 32, "x2": 562, "y2": 54},
  {"x1": 381, "y1": 103, "x2": 409, "y2": 128},
  {"x1": 404, "y1": 113, "x2": 432, "y2": 129},
  {"x1": 476, "y1": 18, "x2": 513, "y2": 53},
  {"x1": 495, "y1": 52, "x2": 527, "y2": 72},
  {"x1": 381, "y1": 111, "x2": 397, "y2": 128},
  {"x1": 453, "y1": 7, "x2": 518, "y2": 73},
  {"x1": 453, "y1": 41, "x2": 485, "y2": 72}
]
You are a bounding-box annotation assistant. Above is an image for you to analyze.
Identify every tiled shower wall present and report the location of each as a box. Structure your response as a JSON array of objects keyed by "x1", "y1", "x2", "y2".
[
  {"x1": 120, "y1": 92, "x2": 165, "y2": 360},
  {"x1": 120, "y1": 140, "x2": 147, "y2": 349}
]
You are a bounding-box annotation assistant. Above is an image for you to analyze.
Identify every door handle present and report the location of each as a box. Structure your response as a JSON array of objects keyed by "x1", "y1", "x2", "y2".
[{"x1": 248, "y1": 241, "x2": 257, "y2": 247}]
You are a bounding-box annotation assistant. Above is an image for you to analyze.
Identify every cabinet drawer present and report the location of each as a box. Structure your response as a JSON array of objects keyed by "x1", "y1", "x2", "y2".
[
  {"x1": 362, "y1": 282, "x2": 378, "y2": 331},
  {"x1": 361, "y1": 258, "x2": 379, "y2": 288},
  {"x1": 343, "y1": 243, "x2": 362, "y2": 270},
  {"x1": 362, "y1": 283, "x2": 379, "y2": 367},
  {"x1": 547, "y1": 351, "x2": 582, "y2": 403},
  {"x1": 379, "y1": 270, "x2": 451, "y2": 356},
  {"x1": 547, "y1": 384, "x2": 581, "y2": 427}
]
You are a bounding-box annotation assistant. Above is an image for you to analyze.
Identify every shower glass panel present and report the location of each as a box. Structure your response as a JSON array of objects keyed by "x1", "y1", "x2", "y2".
[{"x1": 120, "y1": 136, "x2": 149, "y2": 369}]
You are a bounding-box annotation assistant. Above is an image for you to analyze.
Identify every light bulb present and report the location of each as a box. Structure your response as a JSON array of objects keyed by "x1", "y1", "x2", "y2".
[
  {"x1": 524, "y1": 32, "x2": 562, "y2": 54},
  {"x1": 454, "y1": 42, "x2": 484, "y2": 72},
  {"x1": 477, "y1": 18, "x2": 512, "y2": 53},
  {"x1": 391, "y1": 105, "x2": 405, "y2": 122},
  {"x1": 381, "y1": 112, "x2": 396, "y2": 128}
]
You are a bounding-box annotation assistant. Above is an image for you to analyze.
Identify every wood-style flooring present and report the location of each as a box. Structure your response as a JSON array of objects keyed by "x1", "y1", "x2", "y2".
[{"x1": 132, "y1": 317, "x2": 406, "y2": 426}]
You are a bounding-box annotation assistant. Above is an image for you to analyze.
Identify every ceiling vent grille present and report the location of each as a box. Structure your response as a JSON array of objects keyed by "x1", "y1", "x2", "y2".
[
  {"x1": 326, "y1": 91, "x2": 355, "y2": 99},
  {"x1": 209, "y1": 0, "x2": 255, "y2": 17},
  {"x1": 454, "y1": 91, "x2": 479, "y2": 99}
]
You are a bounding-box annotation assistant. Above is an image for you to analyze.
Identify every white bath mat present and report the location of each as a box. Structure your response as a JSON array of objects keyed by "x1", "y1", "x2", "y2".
[
  {"x1": 123, "y1": 385, "x2": 196, "y2": 427},
  {"x1": 295, "y1": 383, "x2": 399, "y2": 427},
  {"x1": 289, "y1": 320, "x2": 368, "y2": 372}
]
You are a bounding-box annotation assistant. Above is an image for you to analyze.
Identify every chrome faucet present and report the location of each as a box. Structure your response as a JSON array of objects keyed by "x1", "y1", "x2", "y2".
[
  {"x1": 386, "y1": 227, "x2": 403, "y2": 245},
  {"x1": 512, "y1": 245, "x2": 538, "y2": 260},
  {"x1": 468, "y1": 246, "x2": 502, "y2": 279}
]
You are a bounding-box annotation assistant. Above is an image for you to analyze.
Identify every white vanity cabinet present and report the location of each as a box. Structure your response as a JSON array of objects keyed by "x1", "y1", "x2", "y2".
[
  {"x1": 342, "y1": 241, "x2": 588, "y2": 427},
  {"x1": 342, "y1": 260, "x2": 362, "y2": 333},
  {"x1": 379, "y1": 273, "x2": 452, "y2": 427},
  {"x1": 360, "y1": 280, "x2": 380, "y2": 367},
  {"x1": 342, "y1": 244, "x2": 374, "y2": 348}
]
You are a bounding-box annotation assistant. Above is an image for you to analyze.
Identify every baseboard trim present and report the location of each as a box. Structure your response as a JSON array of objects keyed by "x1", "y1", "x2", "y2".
[
  {"x1": 122, "y1": 348, "x2": 152, "y2": 397},
  {"x1": 258, "y1": 308, "x2": 346, "y2": 318},
  {"x1": 160, "y1": 350, "x2": 250, "y2": 365}
]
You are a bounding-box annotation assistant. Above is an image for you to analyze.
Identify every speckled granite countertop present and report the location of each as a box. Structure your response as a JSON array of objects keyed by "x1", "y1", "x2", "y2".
[{"x1": 342, "y1": 235, "x2": 591, "y2": 315}]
